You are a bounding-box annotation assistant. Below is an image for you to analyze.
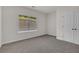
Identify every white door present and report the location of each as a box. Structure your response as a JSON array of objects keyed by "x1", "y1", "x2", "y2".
[
  {"x1": 74, "y1": 8, "x2": 79, "y2": 44},
  {"x1": 63, "y1": 9, "x2": 74, "y2": 43}
]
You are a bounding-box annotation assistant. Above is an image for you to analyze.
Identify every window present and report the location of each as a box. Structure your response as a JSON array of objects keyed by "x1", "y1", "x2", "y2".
[{"x1": 19, "y1": 15, "x2": 37, "y2": 31}]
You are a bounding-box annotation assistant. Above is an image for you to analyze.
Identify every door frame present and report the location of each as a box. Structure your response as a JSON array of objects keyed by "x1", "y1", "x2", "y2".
[{"x1": 0, "y1": 7, "x2": 2, "y2": 47}]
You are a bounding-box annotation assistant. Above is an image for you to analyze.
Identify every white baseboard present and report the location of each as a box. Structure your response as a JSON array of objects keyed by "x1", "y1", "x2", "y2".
[
  {"x1": 2, "y1": 34, "x2": 47, "y2": 45},
  {"x1": 47, "y1": 34, "x2": 56, "y2": 37}
]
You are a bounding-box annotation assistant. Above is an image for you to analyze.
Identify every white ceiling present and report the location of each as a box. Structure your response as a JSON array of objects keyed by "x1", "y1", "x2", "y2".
[{"x1": 26, "y1": 6, "x2": 57, "y2": 13}]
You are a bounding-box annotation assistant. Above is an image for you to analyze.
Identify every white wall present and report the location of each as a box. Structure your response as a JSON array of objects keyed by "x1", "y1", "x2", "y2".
[
  {"x1": 0, "y1": 7, "x2": 2, "y2": 47},
  {"x1": 2, "y1": 6, "x2": 46, "y2": 44},
  {"x1": 47, "y1": 11, "x2": 56, "y2": 36},
  {"x1": 56, "y1": 8, "x2": 64, "y2": 40}
]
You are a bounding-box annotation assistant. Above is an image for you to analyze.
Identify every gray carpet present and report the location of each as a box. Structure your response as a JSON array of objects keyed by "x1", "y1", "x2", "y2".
[{"x1": 0, "y1": 35, "x2": 79, "y2": 53}]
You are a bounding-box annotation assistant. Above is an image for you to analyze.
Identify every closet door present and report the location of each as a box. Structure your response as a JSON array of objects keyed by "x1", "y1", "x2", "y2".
[
  {"x1": 63, "y1": 9, "x2": 74, "y2": 43},
  {"x1": 74, "y1": 8, "x2": 79, "y2": 44}
]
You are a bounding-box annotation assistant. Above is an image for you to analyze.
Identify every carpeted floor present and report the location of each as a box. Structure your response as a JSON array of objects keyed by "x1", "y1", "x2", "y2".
[{"x1": 0, "y1": 35, "x2": 79, "y2": 53}]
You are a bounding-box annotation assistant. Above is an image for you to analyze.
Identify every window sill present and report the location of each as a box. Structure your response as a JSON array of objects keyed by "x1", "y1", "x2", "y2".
[{"x1": 18, "y1": 30, "x2": 37, "y2": 33}]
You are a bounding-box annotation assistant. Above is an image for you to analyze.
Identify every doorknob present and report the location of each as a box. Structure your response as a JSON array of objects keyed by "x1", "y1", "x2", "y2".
[{"x1": 72, "y1": 28, "x2": 77, "y2": 30}]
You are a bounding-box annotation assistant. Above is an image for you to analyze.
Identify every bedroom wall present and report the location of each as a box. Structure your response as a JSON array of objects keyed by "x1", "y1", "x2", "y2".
[
  {"x1": 47, "y1": 11, "x2": 56, "y2": 36},
  {"x1": 2, "y1": 6, "x2": 46, "y2": 44},
  {"x1": 0, "y1": 7, "x2": 2, "y2": 47}
]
